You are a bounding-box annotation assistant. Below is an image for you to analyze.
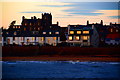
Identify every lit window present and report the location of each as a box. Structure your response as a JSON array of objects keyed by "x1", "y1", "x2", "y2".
[
  {"x1": 49, "y1": 32, "x2": 52, "y2": 34},
  {"x1": 70, "y1": 31, "x2": 74, "y2": 34},
  {"x1": 75, "y1": 36, "x2": 79, "y2": 40},
  {"x1": 110, "y1": 29, "x2": 113, "y2": 32},
  {"x1": 32, "y1": 37, "x2": 35, "y2": 41},
  {"x1": 43, "y1": 32, "x2": 46, "y2": 34},
  {"x1": 25, "y1": 23, "x2": 27, "y2": 26},
  {"x1": 53, "y1": 37, "x2": 56, "y2": 40},
  {"x1": 83, "y1": 31, "x2": 89, "y2": 34},
  {"x1": 55, "y1": 32, "x2": 59, "y2": 34},
  {"x1": 21, "y1": 37, "x2": 23, "y2": 41},
  {"x1": 38, "y1": 28, "x2": 40, "y2": 30},
  {"x1": 24, "y1": 28, "x2": 26, "y2": 31},
  {"x1": 6, "y1": 32, "x2": 9, "y2": 34},
  {"x1": 68, "y1": 36, "x2": 72, "y2": 40},
  {"x1": 83, "y1": 36, "x2": 89, "y2": 40},
  {"x1": 13, "y1": 26, "x2": 15, "y2": 28},
  {"x1": 116, "y1": 29, "x2": 118, "y2": 32},
  {"x1": 14, "y1": 32, "x2": 17, "y2": 35},
  {"x1": 77, "y1": 31, "x2": 81, "y2": 34},
  {"x1": 30, "y1": 23, "x2": 32, "y2": 26},
  {"x1": 41, "y1": 37, "x2": 44, "y2": 41},
  {"x1": 18, "y1": 26, "x2": 20, "y2": 28}
]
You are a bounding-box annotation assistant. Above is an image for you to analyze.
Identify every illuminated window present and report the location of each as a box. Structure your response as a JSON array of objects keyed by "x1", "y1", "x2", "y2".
[
  {"x1": 14, "y1": 32, "x2": 17, "y2": 35},
  {"x1": 38, "y1": 28, "x2": 40, "y2": 30},
  {"x1": 24, "y1": 28, "x2": 26, "y2": 31},
  {"x1": 6, "y1": 32, "x2": 9, "y2": 34},
  {"x1": 13, "y1": 26, "x2": 15, "y2": 28},
  {"x1": 53, "y1": 37, "x2": 56, "y2": 40},
  {"x1": 116, "y1": 29, "x2": 118, "y2": 32},
  {"x1": 70, "y1": 31, "x2": 74, "y2": 34},
  {"x1": 110, "y1": 29, "x2": 113, "y2": 32},
  {"x1": 41, "y1": 37, "x2": 44, "y2": 41},
  {"x1": 55, "y1": 32, "x2": 59, "y2": 34},
  {"x1": 83, "y1": 31, "x2": 89, "y2": 34},
  {"x1": 30, "y1": 23, "x2": 32, "y2": 26},
  {"x1": 25, "y1": 23, "x2": 27, "y2": 26},
  {"x1": 77, "y1": 31, "x2": 81, "y2": 34},
  {"x1": 49, "y1": 32, "x2": 52, "y2": 34},
  {"x1": 83, "y1": 36, "x2": 89, "y2": 40},
  {"x1": 43, "y1": 32, "x2": 46, "y2": 34},
  {"x1": 21, "y1": 37, "x2": 23, "y2": 41},
  {"x1": 75, "y1": 36, "x2": 79, "y2": 40},
  {"x1": 68, "y1": 36, "x2": 72, "y2": 40},
  {"x1": 32, "y1": 37, "x2": 35, "y2": 41}
]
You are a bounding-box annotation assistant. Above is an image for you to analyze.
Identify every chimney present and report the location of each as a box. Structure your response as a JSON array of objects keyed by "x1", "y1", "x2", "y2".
[
  {"x1": 57, "y1": 21, "x2": 59, "y2": 26},
  {"x1": 100, "y1": 20, "x2": 103, "y2": 25},
  {"x1": 22, "y1": 16, "x2": 25, "y2": 20},
  {"x1": 87, "y1": 20, "x2": 89, "y2": 25}
]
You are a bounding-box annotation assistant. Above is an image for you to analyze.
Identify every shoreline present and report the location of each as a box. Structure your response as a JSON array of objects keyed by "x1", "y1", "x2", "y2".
[{"x1": 1, "y1": 56, "x2": 120, "y2": 62}]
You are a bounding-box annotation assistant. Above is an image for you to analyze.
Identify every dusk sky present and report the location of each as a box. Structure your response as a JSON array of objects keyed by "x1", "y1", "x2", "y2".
[{"x1": 0, "y1": 0, "x2": 119, "y2": 28}]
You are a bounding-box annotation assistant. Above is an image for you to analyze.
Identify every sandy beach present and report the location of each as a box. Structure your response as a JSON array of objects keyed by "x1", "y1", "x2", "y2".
[{"x1": 1, "y1": 55, "x2": 120, "y2": 62}]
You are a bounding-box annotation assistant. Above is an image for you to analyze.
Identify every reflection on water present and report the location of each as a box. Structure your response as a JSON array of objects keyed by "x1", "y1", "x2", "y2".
[{"x1": 2, "y1": 61, "x2": 120, "y2": 79}]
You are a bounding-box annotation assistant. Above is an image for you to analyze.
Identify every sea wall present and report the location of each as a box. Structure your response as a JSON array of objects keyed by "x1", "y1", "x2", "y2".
[{"x1": 2, "y1": 46, "x2": 120, "y2": 56}]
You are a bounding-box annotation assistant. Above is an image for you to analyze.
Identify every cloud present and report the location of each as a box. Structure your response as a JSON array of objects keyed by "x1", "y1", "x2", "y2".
[
  {"x1": 38, "y1": 2, "x2": 119, "y2": 16},
  {"x1": 109, "y1": 16, "x2": 120, "y2": 19},
  {"x1": 19, "y1": 11, "x2": 45, "y2": 13}
]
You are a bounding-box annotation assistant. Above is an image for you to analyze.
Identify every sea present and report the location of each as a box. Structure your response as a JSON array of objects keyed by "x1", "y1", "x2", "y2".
[{"x1": 1, "y1": 61, "x2": 120, "y2": 80}]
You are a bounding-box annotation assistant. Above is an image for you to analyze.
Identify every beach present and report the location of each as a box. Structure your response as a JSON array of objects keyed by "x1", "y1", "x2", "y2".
[{"x1": 2, "y1": 55, "x2": 120, "y2": 62}]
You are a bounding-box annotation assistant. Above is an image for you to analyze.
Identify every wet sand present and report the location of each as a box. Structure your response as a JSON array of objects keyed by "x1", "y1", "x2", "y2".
[{"x1": 1, "y1": 55, "x2": 120, "y2": 62}]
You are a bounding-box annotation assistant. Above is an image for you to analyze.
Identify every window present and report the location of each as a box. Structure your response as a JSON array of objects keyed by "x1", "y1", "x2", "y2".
[
  {"x1": 69, "y1": 31, "x2": 74, "y2": 34},
  {"x1": 38, "y1": 28, "x2": 40, "y2": 30},
  {"x1": 41, "y1": 37, "x2": 44, "y2": 41},
  {"x1": 83, "y1": 31, "x2": 89, "y2": 34},
  {"x1": 30, "y1": 23, "x2": 32, "y2": 26},
  {"x1": 24, "y1": 28, "x2": 26, "y2": 31},
  {"x1": 77, "y1": 31, "x2": 81, "y2": 34},
  {"x1": 49, "y1": 32, "x2": 52, "y2": 34},
  {"x1": 55, "y1": 32, "x2": 59, "y2": 34},
  {"x1": 68, "y1": 36, "x2": 72, "y2": 40},
  {"x1": 83, "y1": 36, "x2": 89, "y2": 40},
  {"x1": 14, "y1": 32, "x2": 17, "y2": 35},
  {"x1": 32, "y1": 37, "x2": 35, "y2": 41},
  {"x1": 53, "y1": 37, "x2": 56, "y2": 40},
  {"x1": 6, "y1": 32, "x2": 9, "y2": 34},
  {"x1": 21, "y1": 37, "x2": 23, "y2": 41},
  {"x1": 116, "y1": 29, "x2": 118, "y2": 32},
  {"x1": 75, "y1": 36, "x2": 79, "y2": 40},
  {"x1": 110, "y1": 29, "x2": 113, "y2": 32},
  {"x1": 43, "y1": 32, "x2": 46, "y2": 34},
  {"x1": 25, "y1": 23, "x2": 27, "y2": 26}
]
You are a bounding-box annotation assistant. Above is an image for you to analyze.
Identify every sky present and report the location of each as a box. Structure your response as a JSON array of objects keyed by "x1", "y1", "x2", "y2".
[{"x1": 0, "y1": 0, "x2": 120, "y2": 28}]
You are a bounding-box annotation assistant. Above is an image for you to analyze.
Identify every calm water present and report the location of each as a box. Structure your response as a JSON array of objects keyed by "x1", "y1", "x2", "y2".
[{"x1": 2, "y1": 61, "x2": 120, "y2": 79}]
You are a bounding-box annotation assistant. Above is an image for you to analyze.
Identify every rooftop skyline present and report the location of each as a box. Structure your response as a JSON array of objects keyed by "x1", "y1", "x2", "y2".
[{"x1": 0, "y1": 1, "x2": 119, "y2": 28}]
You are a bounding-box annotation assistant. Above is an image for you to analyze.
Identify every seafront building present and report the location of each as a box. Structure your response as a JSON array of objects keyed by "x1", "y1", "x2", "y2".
[{"x1": 1, "y1": 13, "x2": 120, "y2": 47}]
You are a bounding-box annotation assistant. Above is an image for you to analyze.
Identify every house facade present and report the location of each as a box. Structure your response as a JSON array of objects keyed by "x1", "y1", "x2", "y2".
[
  {"x1": 2, "y1": 13, "x2": 61, "y2": 46},
  {"x1": 66, "y1": 24, "x2": 99, "y2": 47}
]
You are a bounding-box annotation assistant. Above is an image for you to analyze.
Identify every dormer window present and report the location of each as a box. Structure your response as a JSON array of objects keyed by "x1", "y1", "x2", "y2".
[
  {"x1": 43, "y1": 32, "x2": 46, "y2": 34},
  {"x1": 55, "y1": 32, "x2": 59, "y2": 34}
]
